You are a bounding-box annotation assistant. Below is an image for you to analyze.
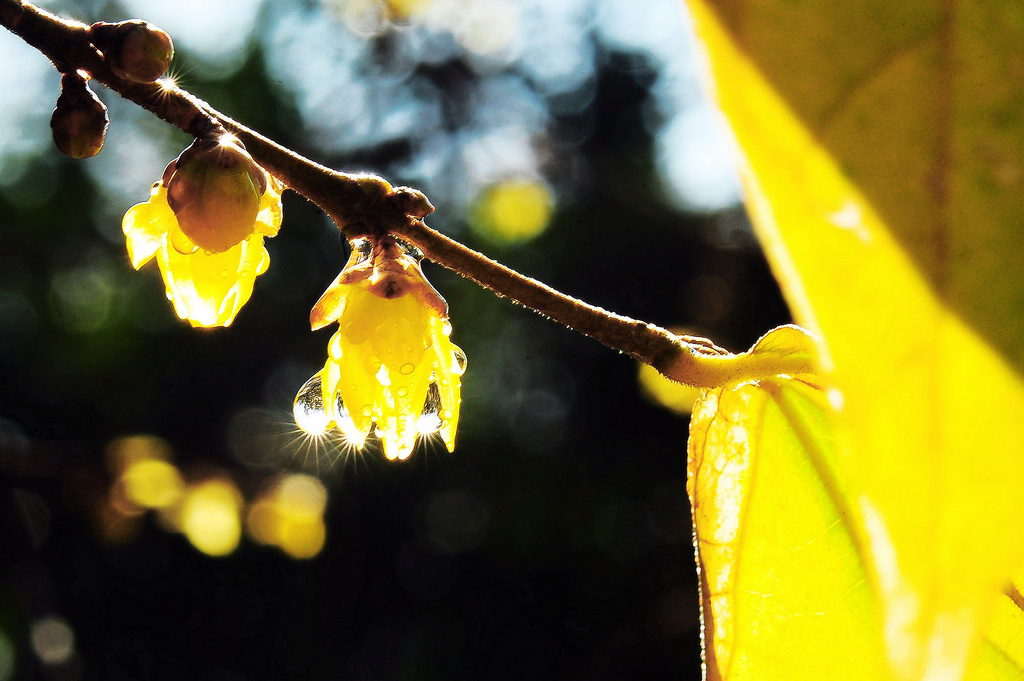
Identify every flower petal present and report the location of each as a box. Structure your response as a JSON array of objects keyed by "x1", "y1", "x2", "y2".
[
  {"x1": 122, "y1": 184, "x2": 172, "y2": 269},
  {"x1": 254, "y1": 175, "x2": 284, "y2": 237},
  {"x1": 155, "y1": 233, "x2": 266, "y2": 328},
  {"x1": 310, "y1": 273, "x2": 348, "y2": 331}
]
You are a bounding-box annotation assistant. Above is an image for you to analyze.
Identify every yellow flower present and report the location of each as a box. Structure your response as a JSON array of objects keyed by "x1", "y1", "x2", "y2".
[
  {"x1": 122, "y1": 173, "x2": 283, "y2": 327},
  {"x1": 294, "y1": 236, "x2": 466, "y2": 461}
]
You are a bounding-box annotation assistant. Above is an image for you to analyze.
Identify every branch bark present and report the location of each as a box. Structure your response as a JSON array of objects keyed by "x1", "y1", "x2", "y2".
[{"x1": 0, "y1": 0, "x2": 817, "y2": 388}]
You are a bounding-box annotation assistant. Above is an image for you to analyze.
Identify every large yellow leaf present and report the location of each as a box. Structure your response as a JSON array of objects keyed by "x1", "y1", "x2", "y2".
[
  {"x1": 688, "y1": 325, "x2": 890, "y2": 680},
  {"x1": 691, "y1": 0, "x2": 1024, "y2": 372},
  {"x1": 684, "y1": 1, "x2": 1024, "y2": 678},
  {"x1": 689, "y1": 327, "x2": 1024, "y2": 681}
]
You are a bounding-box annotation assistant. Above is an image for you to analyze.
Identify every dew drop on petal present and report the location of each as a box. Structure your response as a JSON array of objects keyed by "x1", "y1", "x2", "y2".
[
  {"x1": 170, "y1": 228, "x2": 199, "y2": 255},
  {"x1": 293, "y1": 374, "x2": 329, "y2": 436},
  {"x1": 451, "y1": 347, "x2": 467, "y2": 375},
  {"x1": 417, "y1": 383, "x2": 443, "y2": 435},
  {"x1": 399, "y1": 363, "x2": 416, "y2": 375},
  {"x1": 334, "y1": 393, "x2": 365, "y2": 447},
  {"x1": 395, "y1": 237, "x2": 423, "y2": 260},
  {"x1": 349, "y1": 237, "x2": 373, "y2": 264},
  {"x1": 345, "y1": 320, "x2": 369, "y2": 345},
  {"x1": 442, "y1": 320, "x2": 453, "y2": 336}
]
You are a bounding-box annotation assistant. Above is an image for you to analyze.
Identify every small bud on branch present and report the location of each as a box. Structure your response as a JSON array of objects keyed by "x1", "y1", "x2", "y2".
[
  {"x1": 50, "y1": 71, "x2": 108, "y2": 158},
  {"x1": 90, "y1": 20, "x2": 173, "y2": 83}
]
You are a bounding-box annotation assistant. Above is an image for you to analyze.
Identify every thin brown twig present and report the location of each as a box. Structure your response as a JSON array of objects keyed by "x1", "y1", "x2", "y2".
[{"x1": 0, "y1": 0, "x2": 817, "y2": 388}]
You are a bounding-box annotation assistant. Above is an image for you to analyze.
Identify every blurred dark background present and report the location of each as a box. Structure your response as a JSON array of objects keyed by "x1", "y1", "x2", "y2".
[{"x1": 0, "y1": 0, "x2": 789, "y2": 679}]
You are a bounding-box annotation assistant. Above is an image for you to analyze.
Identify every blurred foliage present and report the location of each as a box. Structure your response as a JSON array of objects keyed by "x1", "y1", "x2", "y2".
[
  {"x1": 687, "y1": 0, "x2": 1024, "y2": 679},
  {"x1": 0, "y1": 1, "x2": 789, "y2": 679}
]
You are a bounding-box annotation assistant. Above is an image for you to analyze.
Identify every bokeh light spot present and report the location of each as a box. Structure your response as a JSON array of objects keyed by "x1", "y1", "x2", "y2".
[
  {"x1": 471, "y1": 179, "x2": 553, "y2": 244},
  {"x1": 387, "y1": 0, "x2": 432, "y2": 20},
  {"x1": 106, "y1": 434, "x2": 174, "y2": 473},
  {"x1": 278, "y1": 516, "x2": 327, "y2": 559},
  {"x1": 178, "y1": 479, "x2": 243, "y2": 557},
  {"x1": 29, "y1": 616, "x2": 75, "y2": 666},
  {"x1": 48, "y1": 258, "x2": 118, "y2": 334},
  {"x1": 246, "y1": 474, "x2": 328, "y2": 560},
  {"x1": 277, "y1": 474, "x2": 328, "y2": 517},
  {"x1": 121, "y1": 459, "x2": 184, "y2": 509}
]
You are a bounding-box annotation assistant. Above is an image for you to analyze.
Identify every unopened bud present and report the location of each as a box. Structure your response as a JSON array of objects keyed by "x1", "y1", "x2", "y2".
[
  {"x1": 50, "y1": 73, "x2": 109, "y2": 159},
  {"x1": 165, "y1": 134, "x2": 267, "y2": 253},
  {"x1": 390, "y1": 186, "x2": 434, "y2": 218},
  {"x1": 90, "y1": 20, "x2": 174, "y2": 83}
]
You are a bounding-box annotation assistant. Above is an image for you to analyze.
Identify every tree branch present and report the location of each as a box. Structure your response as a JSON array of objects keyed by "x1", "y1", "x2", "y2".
[{"x1": 0, "y1": 0, "x2": 817, "y2": 388}]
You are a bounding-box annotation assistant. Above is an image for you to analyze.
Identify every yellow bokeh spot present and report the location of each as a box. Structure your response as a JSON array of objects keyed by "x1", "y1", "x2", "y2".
[
  {"x1": 120, "y1": 459, "x2": 184, "y2": 509},
  {"x1": 278, "y1": 517, "x2": 326, "y2": 560},
  {"x1": 245, "y1": 474, "x2": 328, "y2": 560},
  {"x1": 178, "y1": 479, "x2": 243, "y2": 557},
  {"x1": 472, "y1": 179, "x2": 553, "y2": 244},
  {"x1": 105, "y1": 434, "x2": 173, "y2": 473},
  {"x1": 277, "y1": 474, "x2": 328, "y2": 517},
  {"x1": 386, "y1": 0, "x2": 432, "y2": 20},
  {"x1": 638, "y1": 362, "x2": 703, "y2": 415}
]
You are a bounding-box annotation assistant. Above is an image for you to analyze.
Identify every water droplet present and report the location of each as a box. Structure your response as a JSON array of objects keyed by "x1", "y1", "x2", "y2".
[
  {"x1": 170, "y1": 228, "x2": 198, "y2": 255},
  {"x1": 344, "y1": 320, "x2": 368, "y2": 345},
  {"x1": 451, "y1": 347, "x2": 467, "y2": 375},
  {"x1": 333, "y1": 396, "x2": 350, "y2": 421},
  {"x1": 333, "y1": 392, "x2": 365, "y2": 446},
  {"x1": 399, "y1": 363, "x2": 415, "y2": 375},
  {"x1": 396, "y1": 386, "x2": 409, "y2": 397},
  {"x1": 416, "y1": 383, "x2": 443, "y2": 435},
  {"x1": 348, "y1": 237, "x2": 373, "y2": 265},
  {"x1": 396, "y1": 237, "x2": 423, "y2": 260},
  {"x1": 415, "y1": 382, "x2": 444, "y2": 436},
  {"x1": 293, "y1": 374, "x2": 329, "y2": 436},
  {"x1": 361, "y1": 405, "x2": 373, "y2": 417},
  {"x1": 220, "y1": 269, "x2": 229, "y2": 278},
  {"x1": 442, "y1": 320, "x2": 453, "y2": 336}
]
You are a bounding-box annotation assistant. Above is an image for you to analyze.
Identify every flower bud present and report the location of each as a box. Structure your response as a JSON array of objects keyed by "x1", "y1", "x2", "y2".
[
  {"x1": 165, "y1": 134, "x2": 267, "y2": 253},
  {"x1": 390, "y1": 186, "x2": 434, "y2": 218},
  {"x1": 303, "y1": 235, "x2": 464, "y2": 460},
  {"x1": 90, "y1": 20, "x2": 174, "y2": 83},
  {"x1": 50, "y1": 73, "x2": 109, "y2": 159}
]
